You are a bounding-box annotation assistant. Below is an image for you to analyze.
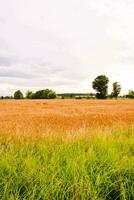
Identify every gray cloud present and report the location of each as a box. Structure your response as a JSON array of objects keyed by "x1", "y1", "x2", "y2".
[
  {"x1": 0, "y1": 56, "x2": 17, "y2": 67},
  {"x1": 0, "y1": 71, "x2": 33, "y2": 79}
]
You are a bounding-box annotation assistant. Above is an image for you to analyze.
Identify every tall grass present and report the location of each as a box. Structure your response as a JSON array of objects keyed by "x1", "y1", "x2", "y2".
[{"x1": 0, "y1": 128, "x2": 133, "y2": 200}]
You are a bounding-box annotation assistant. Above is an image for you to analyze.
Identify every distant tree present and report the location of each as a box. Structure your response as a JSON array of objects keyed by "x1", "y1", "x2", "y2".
[
  {"x1": 92, "y1": 75, "x2": 109, "y2": 99},
  {"x1": 4, "y1": 96, "x2": 13, "y2": 99},
  {"x1": 111, "y1": 82, "x2": 121, "y2": 98},
  {"x1": 32, "y1": 90, "x2": 48, "y2": 99},
  {"x1": 32, "y1": 90, "x2": 44, "y2": 99},
  {"x1": 126, "y1": 90, "x2": 134, "y2": 99},
  {"x1": 14, "y1": 90, "x2": 23, "y2": 99},
  {"x1": 48, "y1": 90, "x2": 57, "y2": 99},
  {"x1": 26, "y1": 91, "x2": 33, "y2": 99},
  {"x1": 42, "y1": 89, "x2": 51, "y2": 99},
  {"x1": 32, "y1": 89, "x2": 56, "y2": 99}
]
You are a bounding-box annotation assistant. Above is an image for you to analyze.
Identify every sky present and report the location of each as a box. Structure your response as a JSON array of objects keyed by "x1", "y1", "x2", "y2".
[{"x1": 0, "y1": 0, "x2": 134, "y2": 96}]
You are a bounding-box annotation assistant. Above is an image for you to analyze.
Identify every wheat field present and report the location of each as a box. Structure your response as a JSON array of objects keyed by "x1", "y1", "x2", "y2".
[
  {"x1": 0, "y1": 100, "x2": 134, "y2": 199},
  {"x1": 0, "y1": 99, "x2": 134, "y2": 135}
]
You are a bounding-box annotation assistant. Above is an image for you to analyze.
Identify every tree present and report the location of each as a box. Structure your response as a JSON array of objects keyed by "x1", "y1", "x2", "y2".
[
  {"x1": 126, "y1": 90, "x2": 134, "y2": 99},
  {"x1": 48, "y1": 90, "x2": 57, "y2": 99},
  {"x1": 32, "y1": 90, "x2": 48, "y2": 99},
  {"x1": 92, "y1": 75, "x2": 109, "y2": 99},
  {"x1": 32, "y1": 90, "x2": 44, "y2": 99},
  {"x1": 32, "y1": 89, "x2": 57, "y2": 99},
  {"x1": 111, "y1": 82, "x2": 121, "y2": 98},
  {"x1": 14, "y1": 90, "x2": 23, "y2": 99},
  {"x1": 42, "y1": 89, "x2": 51, "y2": 99},
  {"x1": 26, "y1": 91, "x2": 33, "y2": 99}
]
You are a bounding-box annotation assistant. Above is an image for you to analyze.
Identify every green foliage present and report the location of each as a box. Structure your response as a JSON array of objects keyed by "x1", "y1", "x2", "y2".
[
  {"x1": 32, "y1": 90, "x2": 47, "y2": 99},
  {"x1": 47, "y1": 90, "x2": 57, "y2": 99},
  {"x1": 26, "y1": 91, "x2": 33, "y2": 99},
  {"x1": 111, "y1": 82, "x2": 121, "y2": 98},
  {"x1": 126, "y1": 90, "x2": 134, "y2": 99},
  {"x1": 92, "y1": 75, "x2": 109, "y2": 99},
  {"x1": 14, "y1": 90, "x2": 24, "y2": 99},
  {"x1": 0, "y1": 128, "x2": 133, "y2": 199},
  {"x1": 26, "y1": 89, "x2": 57, "y2": 99}
]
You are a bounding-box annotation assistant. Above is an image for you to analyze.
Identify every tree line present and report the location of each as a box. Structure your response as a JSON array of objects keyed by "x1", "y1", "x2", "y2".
[
  {"x1": 14, "y1": 89, "x2": 57, "y2": 99},
  {"x1": 0, "y1": 89, "x2": 57, "y2": 100},
  {"x1": 1, "y1": 75, "x2": 134, "y2": 99}
]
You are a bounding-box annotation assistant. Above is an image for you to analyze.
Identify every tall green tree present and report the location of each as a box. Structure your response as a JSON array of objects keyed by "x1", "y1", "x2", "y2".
[
  {"x1": 92, "y1": 75, "x2": 109, "y2": 99},
  {"x1": 14, "y1": 90, "x2": 23, "y2": 99},
  {"x1": 111, "y1": 82, "x2": 121, "y2": 98}
]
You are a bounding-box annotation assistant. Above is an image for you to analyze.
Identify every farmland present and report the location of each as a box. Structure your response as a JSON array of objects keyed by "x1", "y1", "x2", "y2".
[
  {"x1": 0, "y1": 99, "x2": 134, "y2": 135},
  {"x1": 0, "y1": 100, "x2": 134, "y2": 199}
]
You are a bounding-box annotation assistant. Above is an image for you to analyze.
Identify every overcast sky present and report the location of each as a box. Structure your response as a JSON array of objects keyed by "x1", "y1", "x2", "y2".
[{"x1": 0, "y1": 0, "x2": 134, "y2": 95}]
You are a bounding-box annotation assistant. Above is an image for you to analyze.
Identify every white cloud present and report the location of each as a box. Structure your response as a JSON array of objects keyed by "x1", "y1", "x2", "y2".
[{"x1": 0, "y1": 0, "x2": 134, "y2": 95}]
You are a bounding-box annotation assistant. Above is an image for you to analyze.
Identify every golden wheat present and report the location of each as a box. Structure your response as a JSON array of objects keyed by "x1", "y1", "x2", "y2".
[{"x1": 0, "y1": 99, "x2": 133, "y2": 140}]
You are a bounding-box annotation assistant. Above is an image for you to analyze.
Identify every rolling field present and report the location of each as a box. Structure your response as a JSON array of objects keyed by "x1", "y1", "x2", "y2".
[{"x1": 0, "y1": 100, "x2": 134, "y2": 199}]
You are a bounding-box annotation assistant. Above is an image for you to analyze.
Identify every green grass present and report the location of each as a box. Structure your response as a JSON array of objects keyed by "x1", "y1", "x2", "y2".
[{"x1": 0, "y1": 128, "x2": 134, "y2": 200}]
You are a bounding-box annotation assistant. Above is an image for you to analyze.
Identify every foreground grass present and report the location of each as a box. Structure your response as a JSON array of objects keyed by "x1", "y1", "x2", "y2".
[{"x1": 0, "y1": 128, "x2": 134, "y2": 200}]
